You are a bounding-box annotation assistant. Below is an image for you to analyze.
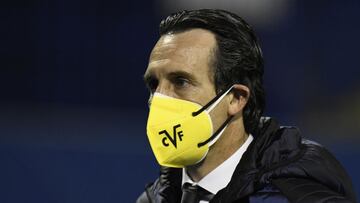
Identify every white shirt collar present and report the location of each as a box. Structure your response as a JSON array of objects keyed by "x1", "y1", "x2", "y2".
[{"x1": 182, "y1": 134, "x2": 253, "y2": 194}]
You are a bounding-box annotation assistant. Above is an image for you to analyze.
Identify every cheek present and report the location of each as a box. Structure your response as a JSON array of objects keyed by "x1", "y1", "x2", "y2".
[
  {"x1": 181, "y1": 86, "x2": 215, "y2": 105},
  {"x1": 209, "y1": 101, "x2": 229, "y2": 130}
]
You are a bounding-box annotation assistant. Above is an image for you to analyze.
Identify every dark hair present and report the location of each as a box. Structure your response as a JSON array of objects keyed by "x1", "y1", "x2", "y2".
[{"x1": 159, "y1": 9, "x2": 265, "y2": 134}]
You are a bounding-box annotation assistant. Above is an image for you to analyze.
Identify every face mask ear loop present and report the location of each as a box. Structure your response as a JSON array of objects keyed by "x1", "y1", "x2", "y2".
[
  {"x1": 192, "y1": 85, "x2": 234, "y2": 117},
  {"x1": 205, "y1": 85, "x2": 234, "y2": 113},
  {"x1": 197, "y1": 115, "x2": 233, "y2": 148}
]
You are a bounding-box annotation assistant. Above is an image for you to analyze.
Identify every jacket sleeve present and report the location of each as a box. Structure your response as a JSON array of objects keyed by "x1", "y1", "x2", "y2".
[
  {"x1": 136, "y1": 191, "x2": 150, "y2": 203},
  {"x1": 272, "y1": 178, "x2": 355, "y2": 203},
  {"x1": 135, "y1": 167, "x2": 182, "y2": 203},
  {"x1": 248, "y1": 184, "x2": 290, "y2": 203}
]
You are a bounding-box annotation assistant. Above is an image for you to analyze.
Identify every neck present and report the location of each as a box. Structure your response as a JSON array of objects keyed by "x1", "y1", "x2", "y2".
[{"x1": 186, "y1": 119, "x2": 248, "y2": 182}]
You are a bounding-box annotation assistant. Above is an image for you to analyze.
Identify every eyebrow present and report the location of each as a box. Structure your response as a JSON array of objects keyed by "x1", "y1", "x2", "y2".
[
  {"x1": 167, "y1": 70, "x2": 197, "y2": 82},
  {"x1": 143, "y1": 70, "x2": 197, "y2": 84}
]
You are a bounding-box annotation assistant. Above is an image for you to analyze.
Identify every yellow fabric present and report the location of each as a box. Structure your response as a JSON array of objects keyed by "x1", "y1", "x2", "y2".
[{"x1": 146, "y1": 94, "x2": 213, "y2": 168}]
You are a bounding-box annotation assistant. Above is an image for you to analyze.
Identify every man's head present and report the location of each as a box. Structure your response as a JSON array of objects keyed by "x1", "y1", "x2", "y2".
[{"x1": 145, "y1": 9, "x2": 265, "y2": 135}]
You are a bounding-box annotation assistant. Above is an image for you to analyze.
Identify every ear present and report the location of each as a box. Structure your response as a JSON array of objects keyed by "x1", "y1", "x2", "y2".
[{"x1": 228, "y1": 84, "x2": 250, "y2": 116}]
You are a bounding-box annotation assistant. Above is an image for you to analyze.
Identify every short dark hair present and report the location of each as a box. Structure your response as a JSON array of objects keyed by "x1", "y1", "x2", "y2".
[{"x1": 159, "y1": 9, "x2": 265, "y2": 134}]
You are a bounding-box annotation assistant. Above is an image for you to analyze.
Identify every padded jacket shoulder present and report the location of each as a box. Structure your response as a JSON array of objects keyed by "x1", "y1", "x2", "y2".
[{"x1": 136, "y1": 118, "x2": 356, "y2": 203}]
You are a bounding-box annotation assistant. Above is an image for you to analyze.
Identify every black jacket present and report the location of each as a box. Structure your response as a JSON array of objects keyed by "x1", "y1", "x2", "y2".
[{"x1": 137, "y1": 118, "x2": 356, "y2": 203}]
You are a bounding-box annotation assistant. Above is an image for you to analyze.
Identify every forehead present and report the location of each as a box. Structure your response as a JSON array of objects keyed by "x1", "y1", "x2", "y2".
[{"x1": 147, "y1": 28, "x2": 217, "y2": 76}]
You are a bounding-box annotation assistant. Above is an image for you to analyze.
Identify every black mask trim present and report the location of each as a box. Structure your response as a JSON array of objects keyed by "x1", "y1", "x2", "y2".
[
  {"x1": 192, "y1": 86, "x2": 233, "y2": 117},
  {"x1": 197, "y1": 115, "x2": 233, "y2": 148}
]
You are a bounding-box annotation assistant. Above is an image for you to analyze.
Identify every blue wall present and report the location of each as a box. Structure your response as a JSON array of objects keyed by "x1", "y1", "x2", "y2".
[{"x1": 0, "y1": 0, "x2": 359, "y2": 202}]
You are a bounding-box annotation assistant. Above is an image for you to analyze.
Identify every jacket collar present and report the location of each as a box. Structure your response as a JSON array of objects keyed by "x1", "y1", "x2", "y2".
[{"x1": 212, "y1": 117, "x2": 355, "y2": 202}]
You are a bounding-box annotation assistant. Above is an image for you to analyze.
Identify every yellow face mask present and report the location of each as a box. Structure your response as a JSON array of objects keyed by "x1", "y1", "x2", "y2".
[{"x1": 146, "y1": 86, "x2": 234, "y2": 168}]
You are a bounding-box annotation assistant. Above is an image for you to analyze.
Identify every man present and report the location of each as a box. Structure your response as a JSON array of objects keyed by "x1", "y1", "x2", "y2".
[{"x1": 137, "y1": 9, "x2": 356, "y2": 203}]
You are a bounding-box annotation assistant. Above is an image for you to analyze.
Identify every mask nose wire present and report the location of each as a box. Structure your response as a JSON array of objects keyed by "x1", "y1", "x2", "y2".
[{"x1": 192, "y1": 85, "x2": 234, "y2": 117}]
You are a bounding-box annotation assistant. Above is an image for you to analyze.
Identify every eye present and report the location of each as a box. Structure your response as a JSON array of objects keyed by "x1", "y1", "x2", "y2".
[
  {"x1": 145, "y1": 77, "x2": 158, "y2": 93},
  {"x1": 172, "y1": 76, "x2": 190, "y2": 88}
]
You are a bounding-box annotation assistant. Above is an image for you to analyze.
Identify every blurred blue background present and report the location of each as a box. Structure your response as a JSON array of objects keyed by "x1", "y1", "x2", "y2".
[{"x1": 0, "y1": 0, "x2": 359, "y2": 202}]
